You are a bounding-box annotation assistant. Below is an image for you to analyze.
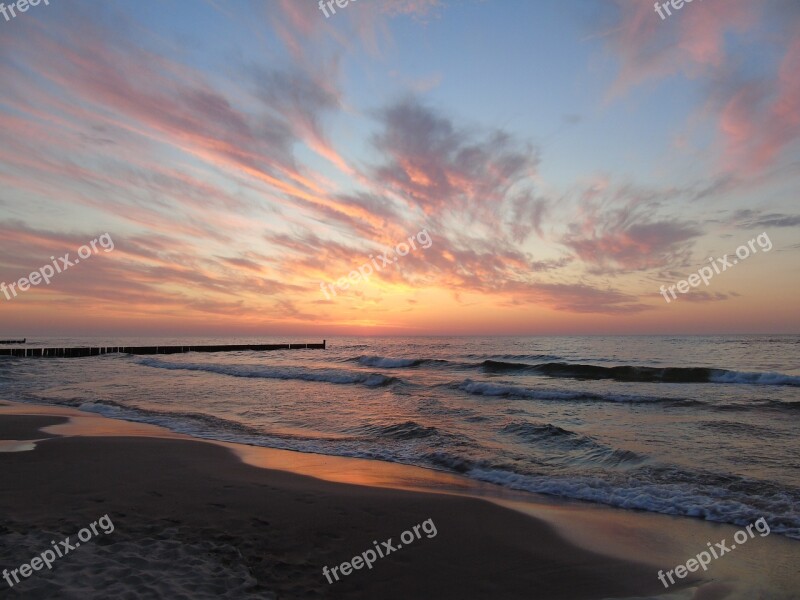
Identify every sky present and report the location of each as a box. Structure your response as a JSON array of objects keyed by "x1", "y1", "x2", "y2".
[{"x1": 0, "y1": 0, "x2": 798, "y2": 336}]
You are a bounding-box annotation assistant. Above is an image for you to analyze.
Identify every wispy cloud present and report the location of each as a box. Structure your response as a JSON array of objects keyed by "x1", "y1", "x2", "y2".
[{"x1": 601, "y1": 0, "x2": 800, "y2": 175}]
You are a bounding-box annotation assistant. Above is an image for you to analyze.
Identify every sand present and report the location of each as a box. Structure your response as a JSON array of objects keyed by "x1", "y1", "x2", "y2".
[{"x1": 1, "y1": 403, "x2": 797, "y2": 599}]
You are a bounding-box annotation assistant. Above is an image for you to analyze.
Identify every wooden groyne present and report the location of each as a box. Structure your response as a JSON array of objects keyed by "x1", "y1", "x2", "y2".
[
  {"x1": 0, "y1": 341, "x2": 326, "y2": 358},
  {"x1": 0, "y1": 339, "x2": 26, "y2": 344}
]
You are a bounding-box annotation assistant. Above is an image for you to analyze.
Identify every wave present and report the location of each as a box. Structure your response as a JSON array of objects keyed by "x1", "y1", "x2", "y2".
[
  {"x1": 713, "y1": 399, "x2": 800, "y2": 413},
  {"x1": 458, "y1": 379, "x2": 604, "y2": 401},
  {"x1": 455, "y1": 379, "x2": 695, "y2": 405},
  {"x1": 481, "y1": 361, "x2": 800, "y2": 386},
  {"x1": 708, "y1": 371, "x2": 800, "y2": 386},
  {"x1": 480, "y1": 360, "x2": 533, "y2": 372},
  {"x1": 501, "y1": 421, "x2": 575, "y2": 439},
  {"x1": 355, "y1": 355, "x2": 447, "y2": 368},
  {"x1": 465, "y1": 466, "x2": 800, "y2": 540},
  {"x1": 138, "y1": 358, "x2": 398, "y2": 387},
  {"x1": 421, "y1": 452, "x2": 800, "y2": 539},
  {"x1": 359, "y1": 420, "x2": 441, "y2": 441},
  {"x1": 500, "y1": 421, "x2": 644, "y2": 467},
  {"x1": 463, "y1": 353, "x2": 563, "y2": 361}
]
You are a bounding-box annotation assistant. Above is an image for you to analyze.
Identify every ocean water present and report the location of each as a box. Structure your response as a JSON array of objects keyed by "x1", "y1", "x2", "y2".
[{"x1": 1, "y1": 335, "x2": 799, "y2": 539}]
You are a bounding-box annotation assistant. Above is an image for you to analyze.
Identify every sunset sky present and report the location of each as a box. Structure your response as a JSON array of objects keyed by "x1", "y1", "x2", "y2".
[{"x1": 0, "y1": 0, "x2": 798, "y2": 336}]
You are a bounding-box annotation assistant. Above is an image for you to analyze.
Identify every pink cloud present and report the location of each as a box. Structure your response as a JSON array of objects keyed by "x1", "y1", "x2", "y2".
[
  {"x1": 604, "y1": 0, "x2": 756, "y2": 98},
  {"x1": 603, "y1": 1, "x2": 800, "y2": 173},
  {"x1": 369, "y1": 99, "x2": 539, "y2": 217},
  {"x1": 720, "y1": 29, "x2": 800, "y2": 173},
  {"x1": 559, "y1": 182, "x2": 701, "y2": 272}
]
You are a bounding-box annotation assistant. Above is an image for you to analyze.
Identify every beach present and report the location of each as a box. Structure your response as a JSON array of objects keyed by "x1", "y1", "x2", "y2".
[
  {"x1": 2, "y1": 401, "x2": 798, "y2": 599},
  {"x1": 2, "y1": 0, "x2": 800, "y2": 597},
  {"x1": 3, "y1": 335, "x2": 798, "y2": 542},
  {"x1": 2, "y1": 0, "x2": 799, "y2": 596}
]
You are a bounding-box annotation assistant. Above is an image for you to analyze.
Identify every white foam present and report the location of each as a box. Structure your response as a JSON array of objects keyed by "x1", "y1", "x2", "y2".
[
  {"x1": 466, "y1": 468, "x2": 800, "y2": 539},
  {"x1": 709, "y1": 370, "x2": 800, "y2": 386}
]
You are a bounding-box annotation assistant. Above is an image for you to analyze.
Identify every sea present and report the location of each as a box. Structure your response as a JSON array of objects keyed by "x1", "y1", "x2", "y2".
[{"x1": 1, "y1": 335, "x2": 798, "y2": 539}]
